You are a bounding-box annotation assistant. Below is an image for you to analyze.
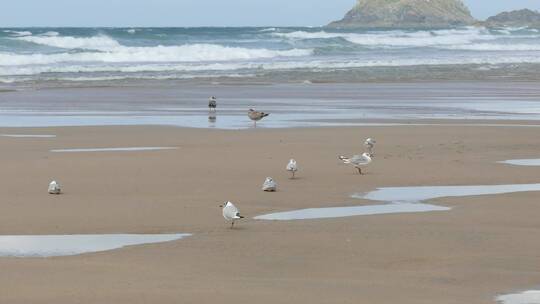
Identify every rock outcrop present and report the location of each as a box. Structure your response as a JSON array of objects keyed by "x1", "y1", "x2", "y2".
[
  {"x1": 327, "y1": 0, "x2": 476, "y2": 29},
  {"x1": 484, "y1": 9, "x2": 540, "y2": 27}
]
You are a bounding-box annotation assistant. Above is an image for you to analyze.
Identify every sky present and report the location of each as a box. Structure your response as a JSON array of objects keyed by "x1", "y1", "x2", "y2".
[{"x1": 0, "y1": 0, "x2": 539, "y2": 27}]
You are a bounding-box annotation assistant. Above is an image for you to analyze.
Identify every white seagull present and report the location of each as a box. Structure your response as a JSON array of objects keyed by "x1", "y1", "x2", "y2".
[
  {"x1": 286, "y1": 159, "x2": 298, "y2": 179},
  {"x1": 339, "y1": 153, "x2": 372, "y2": 174},
  {"x1": 220, "y1": 201, "x2": 244, "y2": 228},
  {"x1": 262, "y1": 177, "x2": 277, "y2": 192},
  {"x1": 248, "y1": 109, "x2": 269, "y2": 127},
  {"x1": 364, "y1": 138, "x2": 376, "y2": 156},
  {"x1": 48, "y1": 180, "x2": 61, "y2": 194}
]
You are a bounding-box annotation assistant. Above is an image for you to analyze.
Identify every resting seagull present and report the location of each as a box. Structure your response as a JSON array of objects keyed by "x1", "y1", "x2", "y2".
[
  {"x1": 262, "y1": 177, "x2": 277, "y2": 192},
  {"x1": 220, "y1": 201, "x2": 244, "y2": 228},
  {"x1": 48, "y1": 180, "x2": 61, "y2": 194},
  {"x1": 364, "y1": 138, "x2": 376, "y2": 156},
  {"x1": 286, "y1": 159, "x2": 298, "y2": 179},
  {"x1": 339, "y1": 153, "x2": 372, "y2": 174},
  {"x1": 248, "y1": 109, "x2": 269, "y2": 127}
]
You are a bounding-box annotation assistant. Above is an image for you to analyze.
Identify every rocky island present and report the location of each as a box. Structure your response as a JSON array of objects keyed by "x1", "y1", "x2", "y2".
[
  {"x1": 484, "y1": 9, "x2": 540, "y2": 28},
  {"x1": 327, "y1": 0, "x2": 476, "y2": 28}
]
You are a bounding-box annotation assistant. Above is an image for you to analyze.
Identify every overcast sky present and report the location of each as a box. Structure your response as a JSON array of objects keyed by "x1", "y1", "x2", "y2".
[{"x1": 0, "y1": 0, "x2": 539, "y2": 27}]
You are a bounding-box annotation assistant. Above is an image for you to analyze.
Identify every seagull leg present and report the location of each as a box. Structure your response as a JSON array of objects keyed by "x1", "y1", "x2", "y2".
[
  {"x1": 292, "y1": 171, "x2": 295, "y2": 179},
  {"x1": 357, "y1": 167, "x2": 362, "y2": 175},
  {"x1": 231, "y1": 221, "x2": 234, "y2": 229}
]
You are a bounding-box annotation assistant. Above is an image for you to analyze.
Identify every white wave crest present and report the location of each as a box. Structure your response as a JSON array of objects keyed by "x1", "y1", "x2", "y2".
[
  {"x1": 275, "y1": 28, "x2": 498, "y2": 47},
  {"x1": 42, "y1": 31, "x2": 60, "y2": 37},
  {"x1": 3, "y1": 54, "x2": 540, "y2": 78},
  {"x1": 0, "y1": 73, "x2": 252, "y2": 83},
  {"x1": 4, "y1": 30, "x2": 32, "y2": 37},
  {"x1": 441, "y1": 43, "x2": 540, "y2": 51},
  {"x1": 0, "y1": 62, "x2": 248, "y2": 76},
  {"x1": 259, "y1": 28, "x2": 277, "y2": 33},
  {"x1": 255, "y1": 56, "x2": 540, "y2": 70},
  {"x1": 0, "y1": 44, "x2": 312, "y2": 66},
  {"x1": 16, "y1": 35, "x2": 121, "y2": 50}
]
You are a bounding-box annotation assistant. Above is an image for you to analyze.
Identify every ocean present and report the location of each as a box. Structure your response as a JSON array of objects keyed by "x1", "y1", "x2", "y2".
[{"x1": 1, "y1": 26, "x2": 540, "y2": 86}]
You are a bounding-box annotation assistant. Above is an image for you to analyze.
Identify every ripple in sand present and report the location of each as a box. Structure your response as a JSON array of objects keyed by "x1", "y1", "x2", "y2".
[
  {"x1": 497, "y1": 290, "x2": 540, "y2": 304},
  {"x1": 0, "y1": 234, "x2": 191, "y2": 257},
  {"x1": 50, "y1": 147, "x2": 177, "y2": 153},
  {"x1": 254, "y1": 183, "x2": 540, "y2": 220},
  {"x1": 499, "y1": 159, "x2": 540, "y2": 166}
]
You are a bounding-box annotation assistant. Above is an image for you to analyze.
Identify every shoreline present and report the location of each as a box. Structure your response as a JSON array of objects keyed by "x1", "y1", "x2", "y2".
[
  {"x1": 1, "y1": 80, "x2": 540, "y2": 129},
  {"x1": 4, "y1": 76, "x2": 540, "y2": 90}
]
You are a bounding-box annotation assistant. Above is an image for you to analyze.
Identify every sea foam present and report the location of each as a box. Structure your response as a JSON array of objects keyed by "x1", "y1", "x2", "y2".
[
  {"x1": 1, "y1": 38, "x2": 312, "y2": 66},
  {"x1": 274, "y1": 27, "x2": 498, "y2": 47},
  {"x1": 16, "y1": 35, "x2": 122, "y2": 50}
]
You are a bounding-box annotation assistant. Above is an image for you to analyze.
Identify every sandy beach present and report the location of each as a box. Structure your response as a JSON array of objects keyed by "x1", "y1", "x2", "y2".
[
  {"x1": 0, "y1": 123, "x2": 538, "y2": 303},
  {"x1": 4, "y1": 3, "x2": 540, "y2": 303}
]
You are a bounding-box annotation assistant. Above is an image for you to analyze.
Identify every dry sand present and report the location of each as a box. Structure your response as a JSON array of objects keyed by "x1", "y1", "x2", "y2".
[{"x1": 0, "y1": 124, "x2": 539, "y2": 303}]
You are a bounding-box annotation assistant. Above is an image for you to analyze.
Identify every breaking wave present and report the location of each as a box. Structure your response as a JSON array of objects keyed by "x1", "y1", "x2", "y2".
[
  {"x1": 16, "y1": 35, "x2": 122, "y2": 50},
  {"x1": 3, "y1": 30, "x2": 32, "y2": 37},
  {"x1": 1, "y1": 26, "x2": 540, "y2": 83},
  {"x1": 0, "y1": 43, "x2": 312, "y2": 66},
  {"x1": 274, "y1": 27, "x2": 500, "y2": 47},
  {"x1": 3, "y1": 54, "x2": 540, "y2": 77}
]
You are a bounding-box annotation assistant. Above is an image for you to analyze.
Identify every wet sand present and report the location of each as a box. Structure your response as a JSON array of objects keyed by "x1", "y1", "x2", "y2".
[
  {"x1": 1, "y1": 82, "x2": 540, "y2": 129},
  {"x1": 0, "y1": 124, "x2": 539, "y2": 303}
]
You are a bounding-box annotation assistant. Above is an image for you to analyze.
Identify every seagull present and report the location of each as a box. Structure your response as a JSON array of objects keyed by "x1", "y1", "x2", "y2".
[
  {"x1": 339, "y1": 153, "x2": 372, "y2": 174},
  {"x1": 364, "y1": 138, "x2": 376, "y2": 156},
  {"x1": 286, "y1": 159, "x2": 298, "y2": 179},
  {"x1": 208, "y1": 96, "x2": 217, "y2": 111},
  {"x1": 248, "y1": 109, "x2": 269, "y2": 127},
  {"x1": 220, "y1": 201, "x2": 244, "y2": 228},
  {"x1": 48, "y1": 180, "x2": 61, "y2": 194},
  {"x1": 262, "y1": 177, "x2": 277, "y2": 192}
]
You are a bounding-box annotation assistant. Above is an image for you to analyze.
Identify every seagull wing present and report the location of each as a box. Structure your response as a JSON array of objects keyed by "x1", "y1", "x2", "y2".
[
  {"x1": 351, "y1": 154, "x2": 369, "y2": 165},
  {"x1": 223, "y1": 203, "x2": 237, "y2": 220}
]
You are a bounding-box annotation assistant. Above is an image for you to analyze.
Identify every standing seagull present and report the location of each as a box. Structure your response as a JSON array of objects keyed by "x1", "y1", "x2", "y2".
[
  {"x1": 48, "y1": 180, "x2": 61, "y2": 194},
  {"x1": 339, "y1": 153, "x2": 372, "y2": 174},
  {"x1": 208, "y1": 96, "x2": 217, "y2": 111},
  {"x1": 220, "y1": 201, "x2": 244, "y2": 228},
  {"x1": 364, "y1": 138, "x2": 376, "y2": 156},
  {"x1": 248, "y1": 109, "x2": 269, "y2": 127},
  {"x1": 286, "y1": 159, "x2": 298, "y2": 179}
]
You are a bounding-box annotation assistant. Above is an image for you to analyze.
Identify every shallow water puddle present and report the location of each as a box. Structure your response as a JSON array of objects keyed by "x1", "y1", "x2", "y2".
[
  {"x1": 50, "y1": 147, "x2": 177, "y2": 153},
  {"x1": 0, "y1": 234, "x2": 190, "y2": 257},
  {"x1": 254, "y1": 203, "x2": 449, "y2": 220},
  {"x1": 359, "y1": 184, "x2": 540, "y2": 203},
  {"x1": 499, "y1": 159, "x2": 540, "y2": 166},
  {"x1": 497, "y1": 290, "x2": 540, "y2": 304},
  {"x1": 1, "y1": 134, "x2": 56, "y2": 138},
  {"x1": 255, "y1": 183, "x2": 540, "y2": 220}
]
